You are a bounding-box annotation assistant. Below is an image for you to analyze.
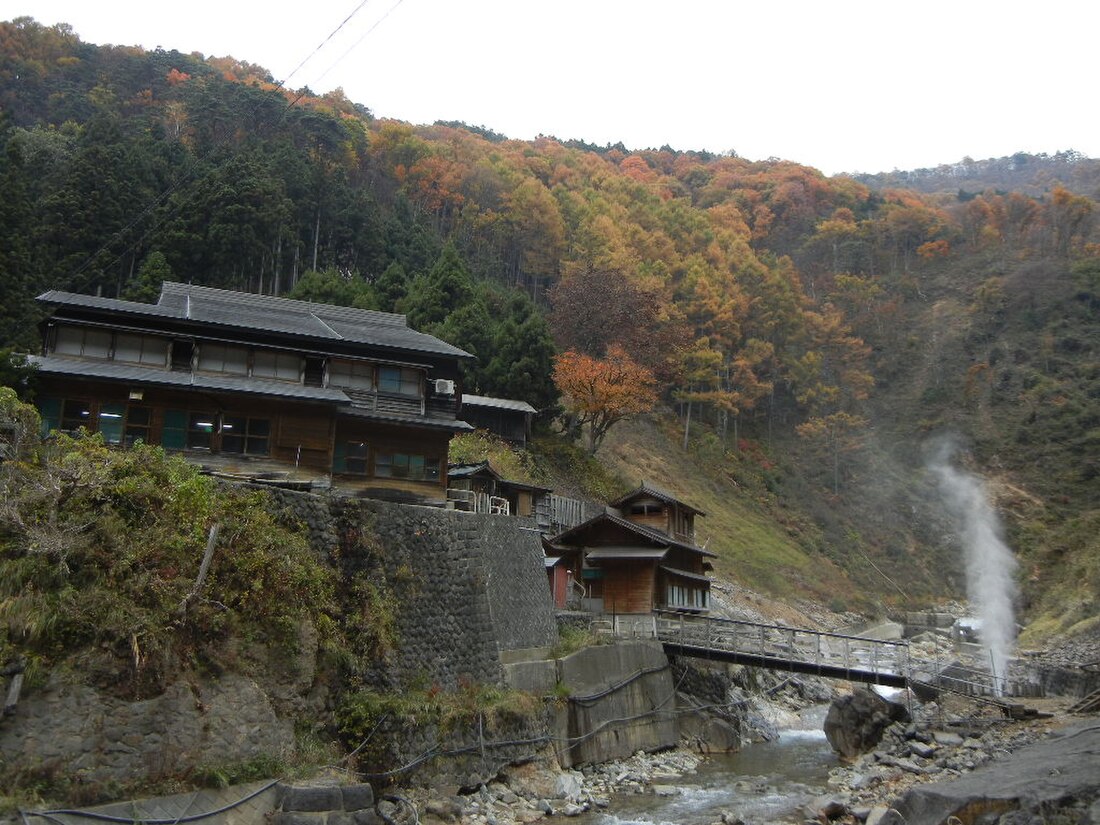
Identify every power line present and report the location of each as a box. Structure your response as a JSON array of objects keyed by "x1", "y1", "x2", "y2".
[{"x1": 63, "y1": 0, "x2": 390, "y2": 294}]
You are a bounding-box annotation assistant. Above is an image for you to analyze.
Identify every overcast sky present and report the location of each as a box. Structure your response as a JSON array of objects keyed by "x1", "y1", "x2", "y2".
[{"x1": 7, "y1": 0, "x2": 1098, "y2": 176}]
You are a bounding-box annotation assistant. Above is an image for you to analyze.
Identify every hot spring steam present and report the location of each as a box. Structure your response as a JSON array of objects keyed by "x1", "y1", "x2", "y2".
[{"x1": 929, "y1": 440, "x2": 1018, "y2": 694}]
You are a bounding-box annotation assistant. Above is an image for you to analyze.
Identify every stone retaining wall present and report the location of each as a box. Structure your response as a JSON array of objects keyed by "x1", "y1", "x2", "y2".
[
  {"x1": 1, "y1": 489, "x2": 558, "y2": 789},
  {"x1": 552, "y1": 641, "x2": 679, "y2": 768},
  {"x1": 0, "y1": 674, "x2": 294, "y2": 788},
  {"x1": 266, "y1": 490, "x2": 558, "y2": 689}
]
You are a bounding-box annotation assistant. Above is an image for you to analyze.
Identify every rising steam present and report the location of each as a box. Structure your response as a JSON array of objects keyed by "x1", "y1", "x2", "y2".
[{"x1": 928, "y1": 438, "x2": 1018, "y2": 694}]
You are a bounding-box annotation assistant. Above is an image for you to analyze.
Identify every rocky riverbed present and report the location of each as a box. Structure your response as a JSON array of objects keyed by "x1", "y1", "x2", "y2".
[{"x1": 375, "y1": 689, "x2": 1095, "y2": 825}]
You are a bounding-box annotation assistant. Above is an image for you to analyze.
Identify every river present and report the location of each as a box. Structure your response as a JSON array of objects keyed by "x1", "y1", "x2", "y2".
[{"x1": 577, "y1": 705, "x2": 838, "y2": 825}]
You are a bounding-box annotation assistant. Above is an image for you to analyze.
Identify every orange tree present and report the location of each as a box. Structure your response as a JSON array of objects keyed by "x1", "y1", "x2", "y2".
[{"x1": 552, "y1": 344, "x2": 657, "y2": 454}]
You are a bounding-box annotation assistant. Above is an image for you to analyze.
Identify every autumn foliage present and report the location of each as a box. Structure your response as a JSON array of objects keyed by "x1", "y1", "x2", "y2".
[{"x1": 552, "y1": 346, "x2": 658, "y2": 453}]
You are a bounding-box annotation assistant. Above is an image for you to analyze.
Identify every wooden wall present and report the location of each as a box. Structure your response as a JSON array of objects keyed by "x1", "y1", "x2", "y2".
[{"x1": 600, "y1": 561, "x2": 656, "y2": 614}]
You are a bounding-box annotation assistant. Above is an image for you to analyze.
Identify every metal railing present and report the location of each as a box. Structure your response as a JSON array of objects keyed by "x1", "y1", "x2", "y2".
[
  {"x1": 653, "y1": 610, "x2": 912, "y2": 687},
  {"x1": 446, "y1": 489, "x2": 510, "y2": 516}
]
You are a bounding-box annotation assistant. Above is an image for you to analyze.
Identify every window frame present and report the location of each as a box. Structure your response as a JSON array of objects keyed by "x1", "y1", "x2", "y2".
[
  {"x1": 378, "y1": 365, "x2": 422, "y2": 397},
  {"x1": 195, "y1": 342, "x2": 249, "y2": 376},
  {"x1": 373, "y1": 451, "x2": 440, "y2": 482},
  {"x1": 220, "y1": 414, "x2": 271, "y2": 456},
  {"x1": 327, "y1": 359, "x2": 376, "y2": 391}
]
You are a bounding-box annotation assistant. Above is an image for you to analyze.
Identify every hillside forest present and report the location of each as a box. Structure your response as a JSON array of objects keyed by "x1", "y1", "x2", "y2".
[{"x1": 1, "y1": 18, "x2": 1098, "y2": 638}]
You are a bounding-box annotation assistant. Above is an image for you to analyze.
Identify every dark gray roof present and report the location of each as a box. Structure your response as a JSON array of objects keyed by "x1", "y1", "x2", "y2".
[
  {"x1": 461, "y1": 394, "x2": 537, "y2": 413},
  {"x1": 659, "y1": 565, "x2": 711, "y2": 583},
  {"x1": 29, "y1": 355, "x2": 351, "y2": 403},
  {"x1": 448, "y1": 461, "x2": 502, "y2": 480},
  {"x1": 610, "y1": 482, "x2": 705, "y2": 516},
  {"x1": 37, "y1": 282, "x2": 473, "y2": 360},
  {"x1": 550, "y1": 511, "x2": 717, "y2": 558},
  {"x1": 337, "y1": 405, "x2": 474, "y2": 433}
]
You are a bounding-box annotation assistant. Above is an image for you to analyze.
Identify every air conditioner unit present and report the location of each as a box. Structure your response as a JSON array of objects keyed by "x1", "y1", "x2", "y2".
[{"x1": 434, "y1": 379, "x2": 456, "y2": 396}]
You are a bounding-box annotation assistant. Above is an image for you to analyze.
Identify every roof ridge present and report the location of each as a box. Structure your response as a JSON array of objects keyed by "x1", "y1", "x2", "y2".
[{"x1": 159, "y1": 282, "x2": 409, "y2": 328}]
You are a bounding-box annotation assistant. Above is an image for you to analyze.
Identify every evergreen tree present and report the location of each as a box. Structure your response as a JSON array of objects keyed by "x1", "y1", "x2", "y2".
[{"x1": 122, "y1": 250, "x2": 172, "y2": 303}]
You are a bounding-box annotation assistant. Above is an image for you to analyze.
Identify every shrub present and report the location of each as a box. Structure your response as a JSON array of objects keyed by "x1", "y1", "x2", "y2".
[{"x1": 0, "y1": 431, "x2": 338, "y2": 696}]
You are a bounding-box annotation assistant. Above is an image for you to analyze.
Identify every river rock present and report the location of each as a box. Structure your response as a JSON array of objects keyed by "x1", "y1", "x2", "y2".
[
  {"x1": 908, "y1": 741, "x2": 936, "y2": 759},
  {"x1": 932, "y1": 730, "x2": 963, "y2": 746},
  {"x1": 824, "y1": 688, "x2": 910, "y2": 758},
  {"x1": 424, "y1": 798, "x2": 465, "y2": 821},
  {"x1": 553, "y1": 773, "x2": 584, "y2": 802},
  {"x1": 878, "y1": 722, "x2": 1100, "y2": 825}
]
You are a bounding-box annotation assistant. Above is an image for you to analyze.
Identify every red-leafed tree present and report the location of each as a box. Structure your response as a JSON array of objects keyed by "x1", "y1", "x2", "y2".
[{"x1": 553, "y1": 345, "x2": 658, "y2": 454}]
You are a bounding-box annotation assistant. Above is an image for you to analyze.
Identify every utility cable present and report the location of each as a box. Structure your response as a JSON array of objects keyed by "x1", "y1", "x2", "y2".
[
  {"x1": 61, "y1": 0, "x2": 385, "y2": 295},
  {"x1": 21, "y1": 780, "x2": 280, "y2": 824}
]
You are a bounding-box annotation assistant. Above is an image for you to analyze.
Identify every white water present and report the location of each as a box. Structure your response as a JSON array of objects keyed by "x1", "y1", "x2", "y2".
[
  {"x1": 580, "y1": 706, "x2": 836, "y2": 825},
  {"x1": 928, "y1": 439, "x2": 1018, "y2": 694}
]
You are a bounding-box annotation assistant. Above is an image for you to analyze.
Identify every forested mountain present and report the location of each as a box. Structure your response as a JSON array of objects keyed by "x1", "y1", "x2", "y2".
[
  {"x1": 853, "y1": 150, "x2": 1100, "y2": 199},
  {"x1": 2, "y1": 17, "x2": 1097, "y2": 635}
]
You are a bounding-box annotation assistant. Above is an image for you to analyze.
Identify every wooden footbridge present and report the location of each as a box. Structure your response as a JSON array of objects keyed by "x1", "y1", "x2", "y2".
[{"x1": 649, "y1": 610, "x2": 912, "y2": 688}]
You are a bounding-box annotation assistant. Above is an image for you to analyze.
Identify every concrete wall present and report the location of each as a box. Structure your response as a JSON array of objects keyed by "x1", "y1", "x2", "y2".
[{"x1": 551, "y1": 641, "x2": 679, "y2": 768}]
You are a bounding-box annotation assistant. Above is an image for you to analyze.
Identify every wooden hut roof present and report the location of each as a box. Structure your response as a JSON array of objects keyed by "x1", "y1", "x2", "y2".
[
  {"x1": 610, "y1": 482, "x2": 706, "y2": 516},
  {"x1": 549, "y1": 511, "x2": 716, "y2": 558}
]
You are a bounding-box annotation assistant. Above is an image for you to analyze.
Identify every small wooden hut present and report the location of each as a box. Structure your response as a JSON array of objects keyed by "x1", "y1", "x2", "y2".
[{"x1": 545, "y1": 483, "x2": 714, "y2": 614}]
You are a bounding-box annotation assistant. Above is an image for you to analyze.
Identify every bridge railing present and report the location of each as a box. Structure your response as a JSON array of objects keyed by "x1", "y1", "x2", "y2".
[{"x1": 653, "y1": 609, "x2": 911, "y2": 684}]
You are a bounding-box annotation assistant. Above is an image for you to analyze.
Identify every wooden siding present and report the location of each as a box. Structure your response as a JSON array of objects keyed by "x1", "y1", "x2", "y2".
[
  {"x1": 277, "y1": 414, "x2": 334, "y2": 453},
  {"x1": 331, "y1": 419, "x2": 450, "y2": 502},
  {"x1": 600, "y1": 560, "x2": 656, "y2": 615},
  {"x1": 36, "y1": 375, "x2": 453, "y2": 502},
  {"x1": 628, "y1": 509, "x2": 669, "y2": 534}
]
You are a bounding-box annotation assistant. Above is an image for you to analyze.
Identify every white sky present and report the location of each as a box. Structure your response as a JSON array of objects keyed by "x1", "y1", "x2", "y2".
[{"x1": 6, "y1": 0, "x2": 1098, "y2": 176}]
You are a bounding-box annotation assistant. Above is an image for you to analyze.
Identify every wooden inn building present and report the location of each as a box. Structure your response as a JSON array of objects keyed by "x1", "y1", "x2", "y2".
[{"x1": 30, "y1": 282, "x2": 475, "y2": 504}]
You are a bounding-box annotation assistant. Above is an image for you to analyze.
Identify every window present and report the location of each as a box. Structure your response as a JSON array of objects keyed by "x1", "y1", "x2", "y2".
[
  {"x1": 60, "y1": 399, "x2": 93, "y2": 432},
  {"x1": 37, "y1": 398, "x2": 61, "y2": 436},
  {"x1": 666, "y1": 582, "x2": 708, "y2": 610},
  {"x1": 98, "y1": 402, "x2": 125, "y2": 445},
  {"x1": 220, "y1": 415, "x2": 270, "y2": 455},
  {"x1": 253, "y1": 350, "x2": 302, "y2": 382},
  {"x1": 378, "y1": 366, "x2": 421, "y2": 396},
  {"x1": 346, "y1": 441, "x2": 368, "y2": 475},
  {"x1": 124, "y1": 406, "x2": 152, "y2": 446},
  {"x1": 187, "y1": 413, "x2": 217, "y2": 450},
  {"x1": 54, "y1": 326, "x2": 111, "y2": 359},
  {"x1": 114, "y1": 334, "x2": 169, "y2": 367},
  {"x1": 196, "y1": 343, "x2": 248, "y2": 375},
  {"x1": 328, "y1": 359, "x2": 375, "y2": 390},
  {"x1": 374, "y1": 452, "x2": 440, "y2": 481},
  {"x1": 163, "y1": 409, "x2": 188, "y2": 449}
]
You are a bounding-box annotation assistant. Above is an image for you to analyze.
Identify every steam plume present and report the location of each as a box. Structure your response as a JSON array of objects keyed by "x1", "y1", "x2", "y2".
[{"x1": 928, "y1": 438, "x2": 1018, "y2": 694}]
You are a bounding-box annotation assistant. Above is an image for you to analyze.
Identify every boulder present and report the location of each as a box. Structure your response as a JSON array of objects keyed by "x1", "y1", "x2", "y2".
[
  {"x1": 553, "y1": 772, "x2": 584, "y2": 802},
  {"x1": 823, "y1": 688, "x2": 910, "y2": 758}
]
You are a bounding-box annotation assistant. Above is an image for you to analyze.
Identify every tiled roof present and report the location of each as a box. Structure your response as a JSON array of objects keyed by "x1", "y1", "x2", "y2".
[
  {"x1": 448, "y1": 461, "x2": 501, "y2": 480},
  {"x1": 461, "y1": 394, "x2": 537, "y2": 413},
  {"x1": 28, "y1": 355, "x2": 351, "y2": 403},
  {"x1": 549, "y1": 510, "x2": 717, "y2": 558},
  {"x1": 337, "y1": 405, "x2": 474, "y2": 432},
  {"x1": 37, "y1": 282, "x2": 473, "y2": 360},
  {"x1": 610, "y1": 482, "x2": 706, "y2": 516}
]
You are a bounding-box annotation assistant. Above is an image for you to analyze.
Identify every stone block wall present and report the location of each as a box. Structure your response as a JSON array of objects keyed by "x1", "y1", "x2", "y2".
[
  {"x1": 265, "y1": 490, "x2": 558, "y2": 690},
  {"x1": 1, "y1": 488, "x2": 559, "y2": 791}
]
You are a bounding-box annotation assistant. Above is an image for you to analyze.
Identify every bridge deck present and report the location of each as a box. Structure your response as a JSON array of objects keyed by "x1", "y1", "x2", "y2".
[{"x1": 653, "y1": 610, "x2": 911, "y2": 688}]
